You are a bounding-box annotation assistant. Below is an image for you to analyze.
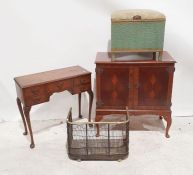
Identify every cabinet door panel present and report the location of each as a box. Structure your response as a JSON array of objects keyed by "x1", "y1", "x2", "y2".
[
  {"x1": 96, "y1": 67, "x2": 131, "y2": 108},
  {"x1": 134, "y1": 66, "x2": 173, "y2": 109}
]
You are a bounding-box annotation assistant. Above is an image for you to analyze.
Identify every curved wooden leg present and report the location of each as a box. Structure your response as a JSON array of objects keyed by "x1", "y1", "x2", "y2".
[
  {"x1": 87, "y1": 90, "x2": 93, "y2": 122},
  {"x1": 163, "y1": 113, "x2": 172, "y2": 138},
  {"x1": 23, "y1": 106, "x2": 35, "y2": 148},
  {"x1": 95, "y1": 115, "x2": 103, "y2": 137},
  {"x1": 78, "y1": 93, "x2": 82, "y2": 118},
  {"x1": 16, "y1": 98, "x2": 28, "y2": 135}
]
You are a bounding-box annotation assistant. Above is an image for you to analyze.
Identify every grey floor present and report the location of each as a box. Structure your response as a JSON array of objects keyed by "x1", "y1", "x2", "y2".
[{"x1": 0, "y1": 116, "x2": 193, "y2": 175}]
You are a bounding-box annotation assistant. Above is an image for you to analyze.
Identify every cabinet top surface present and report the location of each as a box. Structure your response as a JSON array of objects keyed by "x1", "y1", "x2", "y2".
[
  {"x1": 14, "y1": 66, "x2": 90, "y2": 88},
  {"x1": 95, "y1": 51, "x2": 176, "y2": 64}
]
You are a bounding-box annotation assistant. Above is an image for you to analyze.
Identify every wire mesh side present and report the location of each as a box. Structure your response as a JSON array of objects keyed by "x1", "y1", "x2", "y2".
[{"x1": 67, "y1": 115, "x2": 129, "y2": 160}]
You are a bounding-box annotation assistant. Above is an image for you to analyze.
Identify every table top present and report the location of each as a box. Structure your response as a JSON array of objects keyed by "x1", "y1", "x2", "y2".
[
  {"x1": 95, "y1": 51, "x2": 176, "y2": 64},
  {"x1": 14, "y1": 66, "x2": 90, "y2": 88}
]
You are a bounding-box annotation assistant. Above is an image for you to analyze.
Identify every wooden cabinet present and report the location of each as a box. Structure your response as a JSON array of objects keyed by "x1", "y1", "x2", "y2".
[{"x1": 95, "y1": 52, "x2": 176, "y2": 138}]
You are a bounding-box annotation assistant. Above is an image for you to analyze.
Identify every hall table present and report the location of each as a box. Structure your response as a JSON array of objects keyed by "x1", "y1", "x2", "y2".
[{"x1": 14, "y1": 66, "x2": 93, "y2": 148}]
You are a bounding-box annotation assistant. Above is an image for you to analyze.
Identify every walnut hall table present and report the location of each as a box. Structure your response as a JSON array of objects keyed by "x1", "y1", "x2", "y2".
[{"x1": 14, "y1": 66, "x2": 93, "y2": 148}]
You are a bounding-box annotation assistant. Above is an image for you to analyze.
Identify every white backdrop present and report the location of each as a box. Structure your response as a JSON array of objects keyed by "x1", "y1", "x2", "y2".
[{"x1": 1, "y1": 0, "x2": 193, "y2": 121}]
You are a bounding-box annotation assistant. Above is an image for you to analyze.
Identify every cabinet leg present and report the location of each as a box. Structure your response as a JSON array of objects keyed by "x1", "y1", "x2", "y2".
[
  {"x1": 95, "y1": 115, "x2": 103, "y2": 137},
  {"x1": 87, "y1": 90, "x2": 93, "y2": 122},
  {"x1": 163, "y1": 113, "x2": 172, "y2": 138},
  {"x1": 78, "y1": 93, "x2": 82, "y2": 118},
  {"x1": 16, "y1": 98, "x2": 28, "y2": 135},
  {"x1": 23, "y1": 106, "x2": 35, "y2": 148}
]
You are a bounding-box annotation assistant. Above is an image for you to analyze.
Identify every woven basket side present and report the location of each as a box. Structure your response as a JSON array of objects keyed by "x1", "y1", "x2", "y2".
[{"x1": 111, "y1": 21, "x2": 165, "y2": 50}]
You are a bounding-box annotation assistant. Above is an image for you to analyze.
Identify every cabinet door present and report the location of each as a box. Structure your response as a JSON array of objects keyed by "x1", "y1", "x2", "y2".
[
  {"x1": 96, "y1": 66, "x2": 132, "y2": 109},
  {"x1": 133, "y1": 66, "x2": 174, "y2": 109}
]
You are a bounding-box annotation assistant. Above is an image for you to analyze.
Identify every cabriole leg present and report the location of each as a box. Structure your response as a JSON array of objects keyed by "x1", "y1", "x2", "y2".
[
  {"x1": 23, "y1": 106, "x2": 35, "y2": 148},
  {"x1": 16, "y1": 98, "x2": 28, "y2": 135},
  {"x1": 163, "y1": 113, "x2": 172, "y2": 138},
  {"x1": 95, "y1": 115, "x2": 103, "y2": 137}
]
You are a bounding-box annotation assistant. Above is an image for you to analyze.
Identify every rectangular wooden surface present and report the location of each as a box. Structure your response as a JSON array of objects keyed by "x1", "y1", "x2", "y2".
[
  {"x1": 95, "y1": 51, "x2": 176, "y2": 64},
  {"x1": 14, "y1": 66, "x2": 90, "y2": 88}
]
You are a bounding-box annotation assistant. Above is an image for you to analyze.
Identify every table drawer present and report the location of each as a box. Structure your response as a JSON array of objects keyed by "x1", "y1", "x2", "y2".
[
  {"x1": 74, "y1": 75, "x2": 91, "y2": 85},
  {"x1": 46, "y1": 80, "x2": 72, "y2": 93},
  {"x1": 24, "y1": 85, "x2": 47, "y2": 105},
  {"x1": 73, "y1": 84, "x2": 91, "y2": 94}
]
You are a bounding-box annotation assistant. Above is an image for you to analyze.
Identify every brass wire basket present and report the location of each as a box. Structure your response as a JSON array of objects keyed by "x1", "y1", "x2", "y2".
[{"x1": 66, "y1": 107, "x2": 129, "y2": 161}]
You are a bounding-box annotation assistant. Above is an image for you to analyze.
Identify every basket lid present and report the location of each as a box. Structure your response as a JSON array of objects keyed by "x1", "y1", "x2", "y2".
[{"x1": 111, "y1": 9, "x2": 165, "y2": 22}]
